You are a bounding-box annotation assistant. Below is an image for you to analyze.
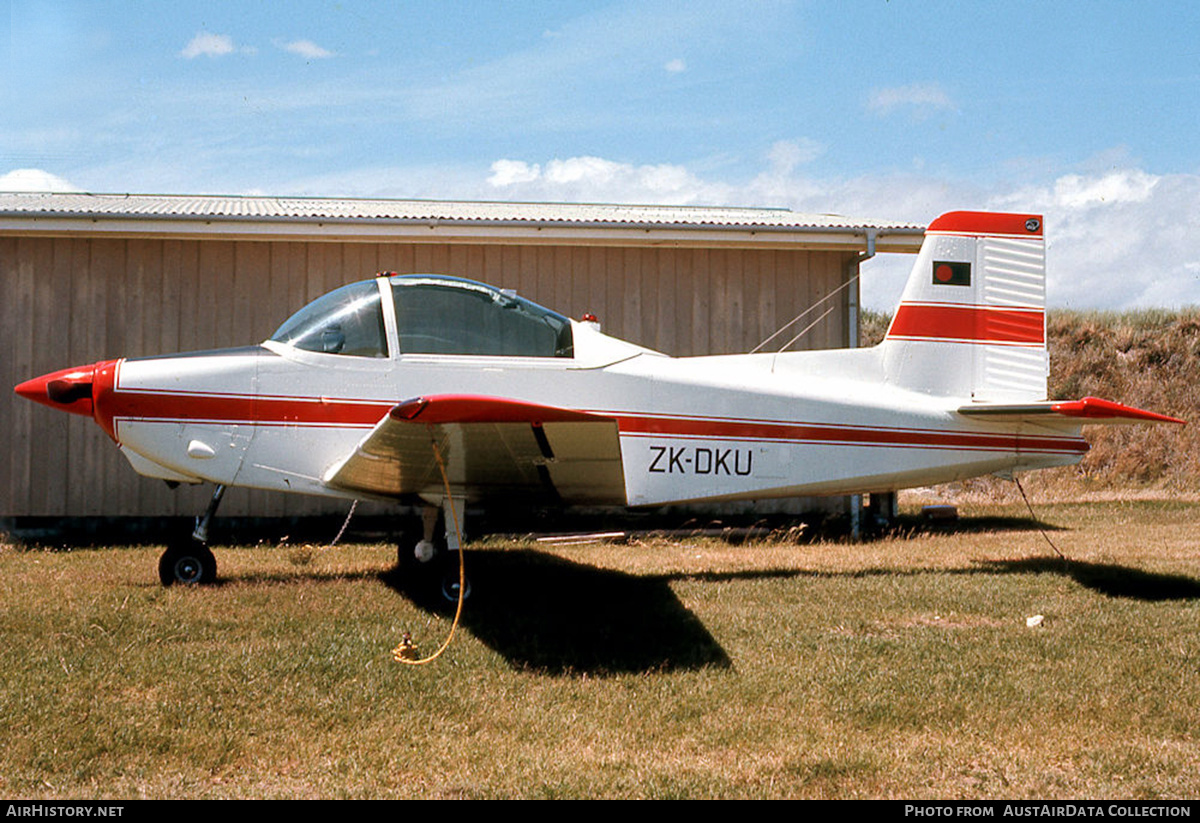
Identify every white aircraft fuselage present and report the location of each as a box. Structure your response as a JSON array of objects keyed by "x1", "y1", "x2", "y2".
[
  {"x1": 15, "y1": 210, "x2": 1181, "y2": 585},
  {"x1": 42, "y1": 330, "x2": 1091, "y2": 511}
]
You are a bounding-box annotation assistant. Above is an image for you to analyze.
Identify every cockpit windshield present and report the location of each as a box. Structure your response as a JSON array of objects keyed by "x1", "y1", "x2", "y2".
[
  {"x1": 270, "y1": 280, "x2": 388, "y2": 357},
  {"x1": 269, "y1": 275, "x2": 574, "y2": 360},
  {"x1": 389, "y1": 275, "x2": 573, "y2": 358}
]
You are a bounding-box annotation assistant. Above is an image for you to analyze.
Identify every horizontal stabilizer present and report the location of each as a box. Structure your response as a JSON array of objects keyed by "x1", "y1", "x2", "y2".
[{"x1": 957, "y1": 396, "x2": 1185, "y2": 425}]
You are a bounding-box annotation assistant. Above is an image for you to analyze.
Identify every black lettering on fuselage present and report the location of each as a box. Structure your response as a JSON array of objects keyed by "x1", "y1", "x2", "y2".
[
  {"x1": 668, "y1": 447, "x2": 686, "y2": 473},
  {"x1": 647, "y1": 444, "x2": 756, "y2": 477},
  {"x1": 714, "y1": 449, "x2": 731, "y2": 474},
  {"x1": 735, "y1": 450, "x2": 752, "y2": 476},
  {"x1": 649, "y1": 446, "x2": 667, "y2": 473}
]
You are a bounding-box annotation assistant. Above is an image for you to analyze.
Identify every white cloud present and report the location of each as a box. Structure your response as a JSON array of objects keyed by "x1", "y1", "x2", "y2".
[
  {"x1": 664, "y1": 58, "x2": 686, "y2": 73},
  {"x1": 478, "y1": 151, "x2": 1200, "y2": 312},
  {"x1": 282, "y1": 39, "x2": 335, "y2": 59},
  {"x1": 1046, "y1": 169, "x2": 1157, "y2": 209},
  {"x1": 488, "y1": 160, "x2": 541, "y2": 187},
  {"x1": 765, "y1": 139, "x2": 823, "y2": 175},
  {"x1": 0, "y1": 168, "x2": 82, "y2": 192},
  {"x1": 486, "y1": 155, "x2": 733, "y2": 204},
  {"x1": 180, "y1": 32, "x2": 236, "y2": 59},
  {"x1": 867, "y1": 83, "x2": 956, "y2": 117},
  {"x1": 991, "y1": 169, "x2": 1200, "y2": 310}
]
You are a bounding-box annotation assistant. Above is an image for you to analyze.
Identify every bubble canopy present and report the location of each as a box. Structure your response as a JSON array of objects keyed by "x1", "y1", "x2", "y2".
[{"x1": 270, "y1": 274, "x2": 574, "y2": 358}]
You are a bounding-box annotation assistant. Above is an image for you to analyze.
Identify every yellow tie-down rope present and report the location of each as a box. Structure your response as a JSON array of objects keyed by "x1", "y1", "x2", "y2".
[{"x1": 392, "y1": 436, "x2": 466, "y2": 665}]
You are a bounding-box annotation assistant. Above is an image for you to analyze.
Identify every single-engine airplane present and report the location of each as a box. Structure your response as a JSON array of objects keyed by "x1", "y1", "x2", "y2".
[{"x1": 15, "y1": 210, "x2": 1184, "y2": 589}]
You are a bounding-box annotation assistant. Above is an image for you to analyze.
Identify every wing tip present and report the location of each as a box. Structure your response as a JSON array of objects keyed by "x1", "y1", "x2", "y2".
[{"x1": 390, "y1": 397, "x2": 429, "y2": 421}]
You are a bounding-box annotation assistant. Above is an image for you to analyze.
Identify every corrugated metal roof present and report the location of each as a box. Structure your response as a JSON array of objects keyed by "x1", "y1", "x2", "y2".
[{"x1": 0, "y1": 191, "x2": 925, "y2": 233}]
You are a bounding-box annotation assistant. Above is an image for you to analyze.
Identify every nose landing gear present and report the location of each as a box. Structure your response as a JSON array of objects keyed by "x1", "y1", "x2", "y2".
[{"x1": 158, "y1": 484, "x2": 224, "y2": 586}]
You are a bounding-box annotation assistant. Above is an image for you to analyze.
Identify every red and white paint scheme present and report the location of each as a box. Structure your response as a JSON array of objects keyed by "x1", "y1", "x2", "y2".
[{"x1": 15, "y1": 210, "x2": 1182, "y2": 586}]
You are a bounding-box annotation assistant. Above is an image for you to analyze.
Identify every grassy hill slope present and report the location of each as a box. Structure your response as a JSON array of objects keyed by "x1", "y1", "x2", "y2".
[{"x1": 861, "y1": 309, "x2": 1200, "y2": 495}]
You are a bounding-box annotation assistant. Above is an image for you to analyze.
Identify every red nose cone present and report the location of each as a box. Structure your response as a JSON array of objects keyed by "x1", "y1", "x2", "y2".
[{"x1": 14, "y1": 363, "x2": 99, "y2": 416}]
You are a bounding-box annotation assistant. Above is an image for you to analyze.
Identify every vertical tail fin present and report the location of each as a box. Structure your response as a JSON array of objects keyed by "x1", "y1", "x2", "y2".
[{"x1": 881, "y1": 211, "x2": 1047, "y2": 402}]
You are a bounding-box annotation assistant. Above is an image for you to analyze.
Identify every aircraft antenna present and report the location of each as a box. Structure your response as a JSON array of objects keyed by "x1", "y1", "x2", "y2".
[
  {"x1": 773, "y1": 305, "x2": 837, "y2": 354},
  {"x1": 750, "y1": 269, "x2": 862, "y2": 353}
]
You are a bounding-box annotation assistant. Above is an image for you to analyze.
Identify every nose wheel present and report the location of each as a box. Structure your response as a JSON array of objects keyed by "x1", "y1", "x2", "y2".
[{"x1": 158, "y1": 537, "x2": 218, "y2": 586}]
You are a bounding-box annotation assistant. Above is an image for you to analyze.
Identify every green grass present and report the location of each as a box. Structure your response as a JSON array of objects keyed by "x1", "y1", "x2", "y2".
[{"x1": 2, "y1": 501, "x2": 1199, "y2": 798}]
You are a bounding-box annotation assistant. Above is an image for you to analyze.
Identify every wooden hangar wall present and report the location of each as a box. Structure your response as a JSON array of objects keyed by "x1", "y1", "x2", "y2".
[{"x1": 1, "y1": 233, "x2": 861, "y2": 519}]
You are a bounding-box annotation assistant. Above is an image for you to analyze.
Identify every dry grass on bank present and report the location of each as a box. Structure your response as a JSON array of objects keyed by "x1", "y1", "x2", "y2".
[
  {"x1": 2, "y1": 499, "x2": 1198, "y2": 799},
  {"x1": 862, "y1": 308, "x2": 1200, "y2": 499}
]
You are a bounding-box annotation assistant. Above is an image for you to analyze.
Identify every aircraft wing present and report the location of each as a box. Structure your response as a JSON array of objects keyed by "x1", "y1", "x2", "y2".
[
  {"x1": 957, "y1": 396, "x2": 1185, "y2": 425},
  {"x1": 324, "y1": 394, "x2": 627, "y2": 504}
]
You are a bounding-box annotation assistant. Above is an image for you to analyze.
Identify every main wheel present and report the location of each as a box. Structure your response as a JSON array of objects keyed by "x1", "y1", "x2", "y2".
[
  {"x1": 158, "y1": 540, "x2": 218, "y2": 586},
  {"x1": 440, "y1": 570, "x2": 472, "y2": 603}
]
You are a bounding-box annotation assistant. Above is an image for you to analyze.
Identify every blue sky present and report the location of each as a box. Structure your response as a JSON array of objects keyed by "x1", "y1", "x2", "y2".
[{"x1": 4, "y1": 0, "x2": 1199, "y2": 310}]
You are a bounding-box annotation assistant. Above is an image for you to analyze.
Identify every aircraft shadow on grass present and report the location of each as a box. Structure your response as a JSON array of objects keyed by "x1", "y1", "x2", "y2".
[
  {"x1": 979, "y1": 556, "x2": 1200, "y2": 602},
  {"x1": 379, "y1": 549, "x2": 732, "y2": 676},
  {"x1": 675, "y1": 559, "x2": 1200, "y2": 603},
  {"x1": 908, "y1": 512, "x2": 1200, "y2": 602},
  {"x1": 209, "y1": 509, "x2": 1199, "y2": 673},
  {"x1": 921, "y1": 514, "x2": 1066, "y2": 534}
]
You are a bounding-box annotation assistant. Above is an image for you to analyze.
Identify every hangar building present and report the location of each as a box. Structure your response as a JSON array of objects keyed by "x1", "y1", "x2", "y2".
[{"x1": 0, "y1": 192, "x2": 924, "y2": 525}]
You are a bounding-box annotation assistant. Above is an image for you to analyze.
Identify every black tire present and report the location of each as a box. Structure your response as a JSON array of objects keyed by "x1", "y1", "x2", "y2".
[
  {"x1": 158, "y1": 540, "x2": 218, "y2": 586},
  {"x1": 440, "y1": 569, "x2": 472, "y2": 603},
  {"x1": 396, "y1": 535, "x2": 422, "y2": 571}
]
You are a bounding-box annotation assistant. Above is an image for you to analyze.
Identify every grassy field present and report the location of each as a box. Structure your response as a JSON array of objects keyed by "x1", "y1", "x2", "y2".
[{"x1": 2, "y1": 498, "x2": 1198, "y2": 799}]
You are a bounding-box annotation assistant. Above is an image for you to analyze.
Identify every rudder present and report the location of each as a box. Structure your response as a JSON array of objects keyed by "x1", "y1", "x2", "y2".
[{"x1": 881, "y1": 211, "x2": 1047, "y2": 402}]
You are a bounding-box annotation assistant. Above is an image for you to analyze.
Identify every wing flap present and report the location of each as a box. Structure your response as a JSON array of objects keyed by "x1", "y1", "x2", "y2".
[
  {"x1": 325, "y1": 394, "x2": 627, "y2": 504},
  {"x1": 957, "y1": 395, "x2": 1185, "y2": 425}
]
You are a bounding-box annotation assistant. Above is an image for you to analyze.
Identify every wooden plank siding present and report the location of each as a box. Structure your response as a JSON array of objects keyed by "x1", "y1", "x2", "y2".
[{"x1": 2, "y1": 236, "x2": 858, "y2": 517}]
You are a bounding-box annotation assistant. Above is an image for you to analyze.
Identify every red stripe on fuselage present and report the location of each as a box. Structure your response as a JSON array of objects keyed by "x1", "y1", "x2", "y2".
[
  {"x1": 94, "y1": 361, "x2": 393, "y2": 441},
  {"x1": 95, "y1": 364, "x2": 1085, "y2": 456},
  {"x1": 887, "y1": 303, "x2": 1044, "y2": 346},
  {"x1": 614, "y1": 414, "x2": 1086, "y2": 455}
]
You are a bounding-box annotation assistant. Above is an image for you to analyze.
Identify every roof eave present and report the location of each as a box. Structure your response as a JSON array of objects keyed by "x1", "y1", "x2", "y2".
[{"x1": 0, "y1": 212, "x2": 927, "y2": 252}]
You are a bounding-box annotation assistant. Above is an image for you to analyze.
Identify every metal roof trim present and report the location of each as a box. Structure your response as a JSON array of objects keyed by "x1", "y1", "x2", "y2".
[{"x1": 0, "y1": 192, "x2": 927, "y2": 235}]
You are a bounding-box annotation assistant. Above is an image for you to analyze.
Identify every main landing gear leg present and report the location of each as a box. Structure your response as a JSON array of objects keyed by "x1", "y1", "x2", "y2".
[
  {"x1": 158, "y1": 484, "x2": 224, "y2": 586},
  {"x1": 417, "y1": 502, "x2": 440, "y2": 563},
  {"x1": 397, "y1": 498, "x2": 471, "y2": 601},
  {"x1": 438, "y1": 497, "x2": 470, "y2": 603}
]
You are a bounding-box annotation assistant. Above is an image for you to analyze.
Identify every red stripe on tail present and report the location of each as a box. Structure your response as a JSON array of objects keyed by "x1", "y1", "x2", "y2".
[{"x1": 887, "y1": 303, "x2": 1044, "y2": 346}]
